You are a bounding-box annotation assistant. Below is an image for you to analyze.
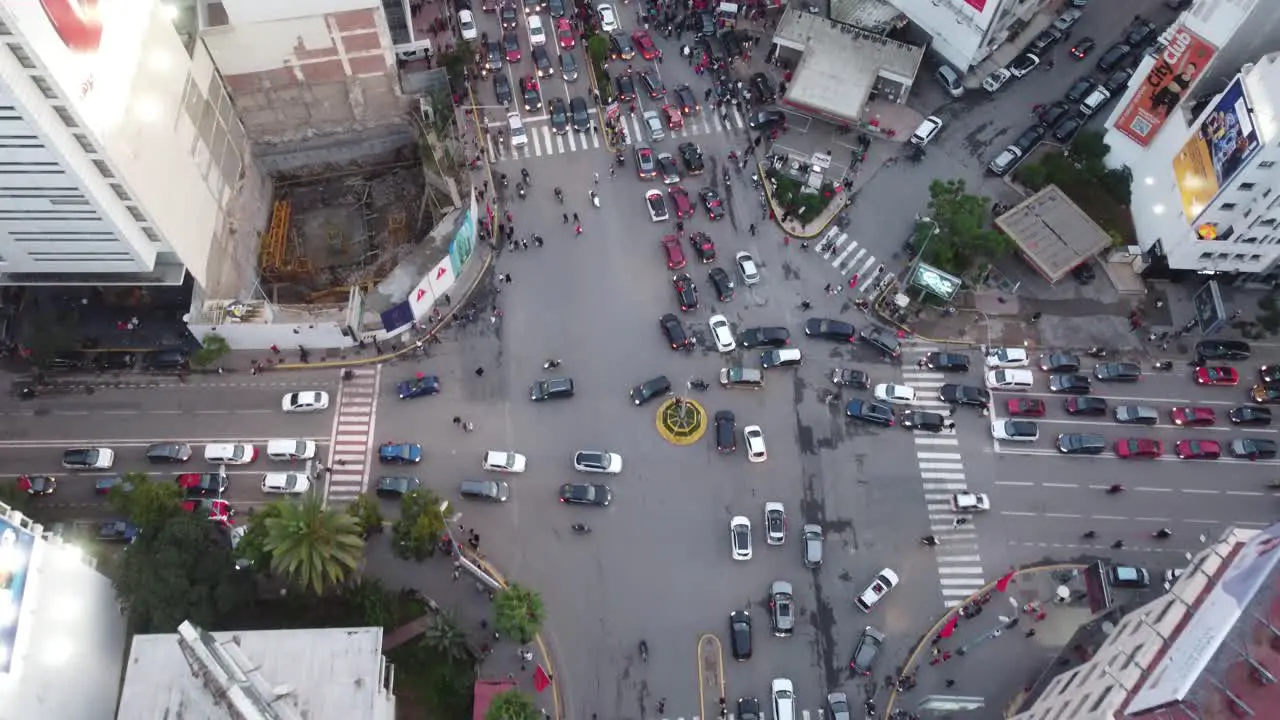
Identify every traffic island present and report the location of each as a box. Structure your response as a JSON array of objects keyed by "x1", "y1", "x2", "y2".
[{"x1": 656, "y1": 397, "x2": 707, "y2": 446}]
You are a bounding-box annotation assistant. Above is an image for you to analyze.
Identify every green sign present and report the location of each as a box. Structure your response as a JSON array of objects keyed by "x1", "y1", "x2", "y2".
[{"x1": 910, "y1": 263, "x2": 962, "y2": 300}]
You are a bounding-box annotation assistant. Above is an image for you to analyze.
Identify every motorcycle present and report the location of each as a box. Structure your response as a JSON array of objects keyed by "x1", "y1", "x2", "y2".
[
  {"x1": 920, "y1": 535, "x2": 939, "y2": 546},
  {"x1": 1086, "y1": 346, "x2": 1108, "y2": 358},
  {"x1": 689, "y1": 378, "x2": 709, "y2": 391},
  {"x1": 517, "y1": 184, "x2": 526, "y2": 199},
  {"x1": 638, "y1": 640, "x2": 648, "y2": 662},
  {"x1": 571, "y1": 523, "x2": 591, "y2": 535},
  {"x1": 590, "y1": 190, "x2": 600, "y2": 208},
  {"x1": 1153, "y1": 360, "x2": 1174, "y2": 371},
  {"x1": 543, "y1": 358, "x2": 562, "y2": 369},
  {"x1": 1153, "y1": 528, "x2": 1172, "y2": 539},
  {"x1": 499, "y1": 173, "x2": 509, "y2": 187},
  {"x1": 723, "y1": 170, "x2": 731, "y2": 186},
  {"x1": 1106, "y1": 484, "x2": 1125, "y2": 495},
  {"x1": 615, "y1": 151, "x2": 625, "y2": 167}
]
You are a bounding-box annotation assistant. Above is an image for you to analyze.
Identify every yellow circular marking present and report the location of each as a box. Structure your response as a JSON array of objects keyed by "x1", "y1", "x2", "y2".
[
  {"x1": 696, "y1": 633, "x2": 726, "y2": 720},
  {"x1": 655, "y1": 397, "x2": 707, "y2": 445}
]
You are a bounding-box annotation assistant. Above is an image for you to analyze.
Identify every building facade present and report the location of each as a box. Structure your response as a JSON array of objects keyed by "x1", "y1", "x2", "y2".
[
  {"x1": 889, "y1": 0, "x2": 1052, "y2": 72},
  {"x1": 0, "y1": 0, "x2": 255, "y2": 294}
]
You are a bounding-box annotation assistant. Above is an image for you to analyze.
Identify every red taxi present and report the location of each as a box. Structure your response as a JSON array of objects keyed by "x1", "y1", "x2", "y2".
[
  {"x1": 1115, "y1": 438, "x2": 1162, "y2": 459},
  {"x1": 556, "y1": 18, "x2": 575, "y2": 48},
  {"x1": 669, "y1": 186, "x2": 694, "y2": 219},
  {"x1": 662, "y1": 103, "x2": 683, "y2": 130}
]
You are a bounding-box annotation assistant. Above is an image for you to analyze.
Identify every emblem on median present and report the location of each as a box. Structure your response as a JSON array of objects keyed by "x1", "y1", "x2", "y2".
[{"x1": 656, "y1": 397, "x2": 706, "y2": 446}]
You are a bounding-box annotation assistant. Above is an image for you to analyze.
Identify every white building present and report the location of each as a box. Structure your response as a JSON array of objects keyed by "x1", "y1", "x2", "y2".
[
  {"x1": 1103, "y1": 0, "x2": 1280, "y2": 282},
  {"x1": 0, "y1": 0, "x2": 261, "y2": 296},
  {"x1": 1010, "y1": 523, "x2": 1280, "y2": 720},
  {"x1": 881, "y1": 0, "x2": 1053, "y2": 73}
]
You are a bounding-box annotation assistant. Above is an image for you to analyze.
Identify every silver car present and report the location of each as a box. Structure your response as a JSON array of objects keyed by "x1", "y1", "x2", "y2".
[
  {"x1": 827, "y1": 691, "x2": 852, "y2": 720},
  {"x1": 769, "y1": 580, "x2": 794, "y2": 636},
  {"x1": 802, "y1": 524, "x2": 823, "y2": 568},
  {"x1": 642, "y1": 110, "x2": 665, "y2": 141}
]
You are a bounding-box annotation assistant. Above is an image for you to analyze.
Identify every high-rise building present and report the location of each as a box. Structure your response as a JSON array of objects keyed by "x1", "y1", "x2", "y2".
[
  {"x1": 0, "y1": 0, "x2": 259, "y2": 295},
  {"x1": 863, "y1": 0, "x2": 1054, "y2": 73}
]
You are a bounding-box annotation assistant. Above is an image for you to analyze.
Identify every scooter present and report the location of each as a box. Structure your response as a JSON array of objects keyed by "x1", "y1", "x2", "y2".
[
  {"x1": 920, "y1": 535, "x2": 939, "y2": 546},
  {"x1": 544, "y1": 358, "x2": 562, "y2": 369},
  {"x1": 1153, "y1": 528, "x2": 1173, "y2": 539},
  {"x1": 723, "y1": 170, "x2": 731, "y2": 186},
  {"x1": 1153, "y1": 360, "x2": 1174, "y2": 371},
  {"x1": 590, "y1": 190, "x2": 600, "y2": 208},
  {"x1": 571, "y1": 523, "x2": 591, "y2": 535},
  {"x1": 638, "y1": 640, "x2": 648, "y2": 662},
  {"x1": 517, "y1": 184, "x2": 526, "y2": 199},
  {"x1": 688, "y1": 378, "x2": 709, "y2": 391},
  {"x1": 1086, "y1": 346, "x2": 1108, "y2": 358}
]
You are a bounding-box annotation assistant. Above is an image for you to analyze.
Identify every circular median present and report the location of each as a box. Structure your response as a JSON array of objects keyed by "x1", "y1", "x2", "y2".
[{"x1": 656, "y1": 397, "x2": 707, "y2": 446}]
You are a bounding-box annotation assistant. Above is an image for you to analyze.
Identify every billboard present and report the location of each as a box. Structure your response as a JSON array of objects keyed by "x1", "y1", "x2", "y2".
[
  {"x1": 0, "y1": 519, "x2": 36, "y2": 675},
  {"x1": 1112, "y1": 27, "x2": 1216, "y2": 147},
  {"x1": 1172, "y1": 78, "x2": 1262, "y2": 221},
  {"x1": 963, "y1": 0, "x2": 988, "y2": 10}
]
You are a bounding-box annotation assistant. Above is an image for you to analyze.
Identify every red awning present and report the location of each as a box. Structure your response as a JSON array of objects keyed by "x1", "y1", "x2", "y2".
[{"x1": 472, "y1": 680, "x2": 518, "y2": 720}]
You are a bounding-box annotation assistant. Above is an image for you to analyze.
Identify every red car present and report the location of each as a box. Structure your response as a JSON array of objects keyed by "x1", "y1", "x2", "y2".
[
  {"x1": 1006, "y1": 398, "x2": 1046, "y2": 417},
  {"x1": 556, "y1": 18, "x2": 575, "y2": 48},
  {"x1": 182, "y1": 498, "x2": 235, "y2": 527},
  {"x1": 1170, "y1": 406, "x2": 1216, "y2": 426},
  {"x1": 661, "y1": 235, "x2": 686, "y2": 270},
  {"x1": 662, "y1": 103, "x2": 683, "y2": 130},
  {"x1": 1115, "y1": 438, "x2": 1162, "y2": 459},
  {"x1": 1195, "y1": 366, "x2": 1239, "y2": 386},
  {"x1": 669, "y1": 186, "x2": 694, "y2": 219},
  {"x1": 1176, "y1": 439, "x2": 1221, "y2": 460},
  {"x1": 689, "y1": 231, "x2": 716, "y2": 262},
  {"x1": 632, "y1": 29, "x2": 660, "y2": 60}
]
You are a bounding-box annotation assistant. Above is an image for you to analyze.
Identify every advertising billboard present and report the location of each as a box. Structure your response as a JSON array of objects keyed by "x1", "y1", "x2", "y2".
[
  {"x1": 1172, "y1": 78, "x2": 1262, "y2": 221},
  {"x1": 963, "y1": 0, "x2": 987, "y2": 10},
  {"x1": 0, "y1": 518, "x2": 36, "y2": 675},
  {"x1": 1113, "y1": 27, "x2": 1216, "y2": 147}
]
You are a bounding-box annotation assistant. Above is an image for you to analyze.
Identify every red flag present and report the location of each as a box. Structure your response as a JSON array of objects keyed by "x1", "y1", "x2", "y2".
[
  {"x1": 533, "y1": 665, "x2": 551, "y2": 693},
  {"x1": 938, "y1": 615, "x2": 959, "y2": 638},
  {"x1": 996, "y1": 569, "x2": 1017, "y2": 593}
]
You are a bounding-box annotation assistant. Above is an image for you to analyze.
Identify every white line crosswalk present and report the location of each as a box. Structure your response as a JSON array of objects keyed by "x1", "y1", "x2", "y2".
[
  {"x1": 487, "y1": 106, "x2": 746, "y2": 162},
  {"x1": 814, "y1": 226, "x2": 894, "y2": 294},
  {"x1": 903, "y1": 350, "x2": 988, "y2": 608},
  {"x1": 657, "y1": 712, "x2": 822, "y2": 720},
  {"x1": 323, "y1": 366, "x2": 380, "y2": 506}
]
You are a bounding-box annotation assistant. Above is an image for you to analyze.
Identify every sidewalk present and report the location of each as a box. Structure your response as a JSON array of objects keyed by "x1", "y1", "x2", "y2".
[{"x1": 885, "y1": 564, "x2": 1093, "y2": 719}]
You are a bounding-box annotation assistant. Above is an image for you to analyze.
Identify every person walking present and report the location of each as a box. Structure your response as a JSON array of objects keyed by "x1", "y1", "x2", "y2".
[
  {"x1": 575, "y1": 223, "x2": 583, "y2": 236},
  {"x1": 799, "y1": 300, "x2": 812, "y2": 310},
  {"x1": 748, "y1": 223, "x2": 756, "y2": 236},
  {"x1": 562, "y1": 212, "x2": 569, "y2": 224},
  {"x1": 593, "y1": 172, "x2": 600, "y2": 185},
  {"x1": 1025, "y1": 628, "x2": 1037, "y2": 638},
  {"x1": 475, "y1": 367, "x2": 485, "y2": 377},
  {"x1": 945, "y1": 679, "x2": 956, "y2": 688},
  {"x1": 573, "y1": 212, "x2": 580, "y2": 223}
]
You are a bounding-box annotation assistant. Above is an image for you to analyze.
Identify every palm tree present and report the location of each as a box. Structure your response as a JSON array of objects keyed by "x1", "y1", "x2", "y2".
[
  {"x1": 493, "y1": 584, "x2": 545, "y2": 644},
  {"x1": 264, "y1": 496, "x2": 364, "y2": 595},
  {"x1": 421, "y1": 612, "x2": 471, "y2": 663}
]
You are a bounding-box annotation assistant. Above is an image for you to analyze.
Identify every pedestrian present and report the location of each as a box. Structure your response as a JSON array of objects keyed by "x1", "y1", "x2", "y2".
[
  {"x1": 945, "y1": 679, "x2": 956, "y2": 688},
  {"x1": 534, "y1": 234, "x2": 544, "y2": 247},
  {"x1": 945, "y1": 420, "x2": 956, "y2": 430},
  {"x1": 800, "y1": 240, "x2": 809, "y2": 250},
  {"x1": 932, "y1": 646, "x2": 941, "y2": 657},
  {"x1": 1025, "y1": 628, "x2": 1037, "y2": 638},
  {"x1": 575, "y1": 223, "x2": 583, "y2": 236},
  {"x1": 800, "y1": 300, "x2": 812, "y2": 310},
  {"x1": 521, "y1": 238, "x2": 528, "y2": 250},
  {"x1": 464, "y1": 421, "x2": 475, "y2": 432},
  {"x1": 593, "y1": 172, "x2": 600, "y2": 184},
  {"x1": 480, "y1": 618, "x2": 488, "y2": 630},
  {"x1": 610, "y1": 165, "x2": 617, "y2": 178},
  {"x1": 952, "y1": 517, "x2": 967, "y2": 528},
  {"x1": 270, "y1": 344, "x2": 280, "y2": 355},
  {"x1": 916, "y1": 358, "x2": 926, "y2": 369},
  {"x1": 824, "y1": 283, "x2": 832, "y2": 294},
  {"x1": 505, "y1": 273, "x2": 513, "y2": 284},
  {"x1": 476, "y1": 366, "x2": 485, "y2": 377},
  {"x1": 572, "y1": 211, "x2": 580, "y2": 222},
  {"x1": 453, "y1": 416, "x2": 462, "y2": 425},
  {"x1": 748, "y1": 223, "x2": 756, "y2": 236},
  {"x1": 562, "y1": 212, "x2": 569, "y2": 224},
  {"x1": 657, "y1": 699, "x2": 666, "y2": 713}
]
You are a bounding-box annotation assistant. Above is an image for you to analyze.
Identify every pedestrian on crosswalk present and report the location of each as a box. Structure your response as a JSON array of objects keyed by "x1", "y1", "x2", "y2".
[
  {"x1": 562, "y1": 213, "x2": 569, "y2": 224},
  {"x1": 572, "y1": 212, "x2": 580, "y2": 223}
]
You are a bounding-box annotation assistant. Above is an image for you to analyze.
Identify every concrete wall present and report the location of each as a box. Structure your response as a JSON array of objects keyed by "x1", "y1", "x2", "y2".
[
  {"x1": 188, "y1": 318, "x2": 352, "y2": 349},
  {"x1": 200, "y1": 7, "x2": 407, "y2": 146}
]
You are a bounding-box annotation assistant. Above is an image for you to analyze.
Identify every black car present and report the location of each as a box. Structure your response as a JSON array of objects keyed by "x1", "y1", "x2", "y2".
[
  {"x1": 1069, "y1": 37, "x2": 1097, "y2": 59},
  {"x1": 1096, "y1": 43, "x2": 1132, "y2": 72},
  {"x1": 93, "y1": 351, "x2": 137, "y2": 371},
  {"x1": 46, "y1": 351, "x2": 89, "y2": 370},
  {"x1": 1013, "y1": 125, "x2": 1046, "y2": 153},
  {"x1": 609, "y1": 32, "x2": 634, "y2": 60},
  {"x1": 832, "y1": 367, "x2": 870, "y2": 389},
  {"x1": 1048, "y1": 373, "x2": 1092, "y2": 394},
  {"x1": 548, "y1": 0, "x2": 565, "y2": 16},
  {"x1": 846, "y1": 399, "x2": 894, "y2": 426},
  {"x1": 748, "y1": 109, "x2": 786, "y2": 130},
  {"x1": 1057, "y1": 433, "x2": 1107, "y2": 455},
  {"x1": 805, "y1": 318, "x2": 856, "y2": 342},
  {"x1": 926, "y1": 352, "x2": 971, "y2": 372},
  {"x1": 146, "y1": 442, "x2": 192, "y2": 463},
  {"x1": 715, "y1": 410, "x2": 737, "y2": 453},
  {"x1": 850, "y1": 626, "x2": 886, "y2": 675},
  {"x1": 860, "y1": 326, "x2": 902, "y2": 357},
  {"x1": 559, "y1": 51, "x2": 579, "y2": 81},
  {"x1": 729, "y1": 610, "x2": 752, "y2": 660},
  {"x1": 638, "y1": 69, "x2": 664, "y2": 98},
  {"x1": 1027, "y1": 27, "x2": 1063, "y2": 54},
  {"x1": 614, "y1": 73, "x2": 635, "y2": 101},
  {"x1": 521, "y1": 0, "x2": 543, "y2": 13},
  {"x1": 631, "y1": 375, "x2": 672, "y2": 406},
  {"x1": 97, "y1": 520, "x2": 140, "y2": 543},
  {"x1": 708, "y1": 267, "x2": 735, "y2": 301},
  {"x1": 375, "y1": 476, "x2": 421, "y2": 498},
  {"x1": 1125, "y1": 19, "x2": 1156, "y2": 46},
  {"x1": 901, "y1": 411, "x2": 946, "y2": 432},
  {"x1": 559, "y1": 482, "x2": 612, "y2": 506},
  {"x1": 1103, "y1": 68, "x2": 1134, "y2": 94},
  {"x1": 483, "y1": 41, "x2": 503, "y2": 75},
  {"x1": 1196, "y1": 340, "x2": 1250, "y2": 360},
  {"x1": 688, "y1": 231, "x2": 715, "y2": 262},
  {"x1": 657, "y1": 154, "x2": 681, "y2": 185},
  {"x1": 699, "y1": 187, "x2": 725, "y2": 220},
  {"x1": 493, "y1": 74, "x2": 513, "y2": 105},
  {"x1": 1094, "y1": 361, "x2": 1142, "y2": 382},
  {"x1": 659, "y1": 313, "x2": 690, "y2": 349},
  {"x1": 1230, "y1": 438, "x2": 1278, "y2": 460},
  {"x1": 1229, "y1": 405, "x2": 1272, "y2": 426},
  {"x1": 532, "y1": 46, "x2": 553, "y2": 77},
  {"x1": 548, "y1": 97, "x2": 568, "y2": 134},
  {"x1": 531, "y1": 377, "x2": 575, "y2": 401},
  {"x1": 749, "y1": 72, "x2": 776, "y2": 102},
  {"x1": 1064, "y1": 396, "x2": 1108, "y2": 416},
  {"x1": 1052, "y1": 114, "x2": 1084, "y2": 143},
  {"x1": 142, "y1": 348, "x2": 188, "y2": 371},
  {"x1": 672, "y1": 272, "x2": 698, "y2": 311},
  {"x1": 674, "y1": 84, "x2": 698, "y2": 115},
  {"x1": 680, "y1": 142, "x2": 705, "y2": 174},
  {"x1": 939, "y1": 384, "x2": 990, "y2": 407},
  {"x1": 1263, "y1": 366, "x2": 1280, "y2": 384},
  {"x1": 177, "y1": 471, "x2": 229, "y2": 498},
  {"x1": 499, "y1": 3, "x2": 518, "y2": 29},
  {"x1": 1039, "y1": 352, "x2": 1080, "y2": 372},
  {"x1": 1037, "y1": 101, "x2": 1071, "y2": 127},
  {"x1": 739, "y1": 326, "x2": 790, "y2": 348},
  {"x1": 569, "y1": 96, "x2": 591, "y2": 132},
  {"x1": 690, "y1": 10, "x2": 716, "y2": 37},
  {"x1": 1065, "y1": 77, "x2": 1097, "y2": 103},
  {"x1": 521, "y1": 76, "x2": 542, "y2": 111},
  {"x1": 737, "y1": 697, "x2": 761, "y2": 720},
  {"x1": 502, "y1": 30, "x2": 521, "y2": 60}
]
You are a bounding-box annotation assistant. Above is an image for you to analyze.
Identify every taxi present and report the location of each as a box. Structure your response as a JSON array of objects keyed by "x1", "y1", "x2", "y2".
[
  {"x1": 1175, "y1": 439, "x2": 1221, "y2": 460},
  {"x1": 668, "y1": 186, "x2": 694, "y2": 219},
  {"x1": 1006, "y1": 398, "x2": 1046, "y2": 417}
]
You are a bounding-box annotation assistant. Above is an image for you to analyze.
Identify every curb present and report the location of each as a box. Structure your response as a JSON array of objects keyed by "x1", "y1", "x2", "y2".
[
  {"x1": 869, "y1": 279, "x2": 979, "y2": 347},
  {"x1": 759, "y1": 160, "x2": 850, "y2": 240},
  {"x1": 883, "y1": 563, "x2": 1089, "y2": 718}
]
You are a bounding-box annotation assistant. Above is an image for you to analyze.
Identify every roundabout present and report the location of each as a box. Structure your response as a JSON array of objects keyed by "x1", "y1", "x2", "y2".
[{"x1": 655, "y1": 396, "x2": 707, "y2": 445}]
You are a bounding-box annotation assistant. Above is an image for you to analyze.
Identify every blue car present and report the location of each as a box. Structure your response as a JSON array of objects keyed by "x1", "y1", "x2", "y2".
[
  {"x1": 378, "y1": 442, "x2": 423, "y2": 464},
  {"x1": 398, "y1": 375, "x2": 441, "y2": 399}
]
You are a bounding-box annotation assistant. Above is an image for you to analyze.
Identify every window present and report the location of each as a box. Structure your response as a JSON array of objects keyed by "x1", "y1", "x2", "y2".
[
  {"x1": 1260, "y1": 218, "x2": 1277, "y2": 228},
  {"x1": 1243, "y1": 237, "x2": 1258, "y2": 243},
  {"x1": 1250, "y1": 254, "x2": 1262, "y2": 262},
  {"x1": 53, "y1": 106, "x2": 78, "y2": 128},
  {"x1": 0, "y1": 18, "x2": 11, "y2": 35},
  {"x1": 91, "y1": 159, "x2": 114, "y2": 178},
  {"x1": 30, "y1": 76, "x2": 57, "y2": 100},
  {"x1": 6, "y1": 43, "x2": 35, "y2": 69},
  {"x1": 73, "y1": 134, "x2": 95, "y2": 154},
  {"x1": 126, "y1": 206, "x2": 146, "y2": 222},
  {"x1": 1260, "y1": 161, "x2": 1275, "y2": 168},
  {"x1": 49, "y1": 198, "x2": 90, "y2": 206},
  {"x1": 110, "y1": 184, "x2": 132, "y2": 202},
  {"x1": 1220, "y1": 203, "x2": 1237, "y2": 211},
  {"x1": 1219, "y1": 226, "x2": 1235, "y2": 242},
  {"x1": 1240, "y1": 182, "x2": 1257, "y2": 191},
  {"x1": 1233, "y1": 254, "x2": 1247, "y2": 261},
  {"x1": 1199, "y1": 252, "x2": 1214, "y2": 261},
  {"x1": 142, "y1": 227, "x2": 163, "y2": 243}
]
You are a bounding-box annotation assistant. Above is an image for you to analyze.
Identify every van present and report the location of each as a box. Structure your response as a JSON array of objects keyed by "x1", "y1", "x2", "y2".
[
  {"x1": 267, "y1": 439, "x2": 317, "y2": 461},
  {"x1": 460, "y1": 478, "x2": 510, "y2": 502},
  {"x1": 985, "y1": 368, "x2": 1034, "y2": 390},
  {"x1": 988, "y1": 146, "x2": 1023, "y2": 176},
  {"x1": 1079, "y1": 87, "x2": 1111, "y2": 116},
  {"x1": 508, "y1": 111, "x2": 528, "y2": 148},
  {"x1": 935, "y1": 65, "x2": 964, "y2": 98},
  {"x1": 719, "y1": 367, "x2": 765, "y2": 389}
]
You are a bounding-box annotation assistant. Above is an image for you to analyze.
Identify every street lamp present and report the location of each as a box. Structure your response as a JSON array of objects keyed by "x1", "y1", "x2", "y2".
[{"x1": 912, "y1": 214, "x2": 942, "y2": 262}]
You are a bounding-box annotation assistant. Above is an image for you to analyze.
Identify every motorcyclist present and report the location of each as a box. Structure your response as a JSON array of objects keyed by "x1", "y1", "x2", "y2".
[
  {"x1": 571, "y1": 523, "x2": 590, "y2": 533},
  {"x1": 920, "y1": 535, "x2": 939, "y2": 546},
  {"x1": 1107, "y1": 484, "x2": 1125, "y2": 494},
  {"x1": 544, "y1": 358, "x2": 562, "y2": 368},
  {"x1": 554, "y1": 186, "x2": 564, "y2": 202},
  {"x1": 638, "y1": 640, "x2": 648, "y2": 661},
  {"x1": 516, "y1": 182, "x2": 526, "y2": 199},
  {"x1": 521, "y1": 167, "x2": 531, "y2": 184},
  {"x1": 499, "y1": 172, "x2": 509, "y2": 187},
  {"x1": 1154, "y1": 528, "x2": 1172, "y2": 539}
]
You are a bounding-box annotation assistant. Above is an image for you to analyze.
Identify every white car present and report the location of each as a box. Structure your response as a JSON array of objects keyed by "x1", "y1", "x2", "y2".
[
  {"x1": 744, "y1": 425, "x2": 767, "y2": 462},
  {"x1": 1008, "y1": 52, "x2": 1040, "y2": 78},
  {"x1": 709, "y1": 314, "x2": 736, "y2": 353},
  {"x1": 991, "y1": 419, "x2": 1040, "y2": 442},
  {"x1": 508, "y1": 111, "x2": 528, "y2": 148},
  {"x1": 873, "y1": 383, "x2": 917, "y2": 405},
  {"x1": 951, "y1": 491, "x2": 991, "y2": 512},
  {"x1": 731, "y1": 515, "x2": 752, "y2": 560},
  {"x1": 597, "y1": 3, "x2": 618, "y2": 32},
  {"x1": 764, "y1": 501, "x2": 786, "y2": 545},
  {"x1": 458, "y1": 9, "x2": 478, "y2": 41},
  {"x1": 482, "y1": 450, "x2": 527, "y2": 473},
  {"x1": 855, "y1": 568, "x2": 900, "y2": 612},
  {"x1": 985, "y1": 368, "x2": 1034, "y2": 389},
  {"x1": 527, "y1": 14, "x2": 547, "y2": 46},
  {"x1": 261, "y1": 472, "x2": 311, "y2": 495},
  {"x1": 646, "y1": 189, "x2": 669, "y2": 222},
  {"x1": 772, "y1": 679, "x2": 796, "y2": 720},
  {"x1": 984, "y1": 347, "x2": 1029, "y2": 368},
  {"x1": 736, "y1": 251, "x2": 760, "y2": 285},
  {"x1": 282, "y1": 391, "x2": 330, "y2": 413},
  {"x1": 204, "y1": 443, "x2": 257, "y2": 465},
  {"x1": 910, "y1": 115, "x2": 943, "y2": 146},
  {"x1": 981, "y1": 67, "x2": 1012, "y2": 93},
  {"x1": 573, "y1": 451, "x2": 623, "y2": 474}
]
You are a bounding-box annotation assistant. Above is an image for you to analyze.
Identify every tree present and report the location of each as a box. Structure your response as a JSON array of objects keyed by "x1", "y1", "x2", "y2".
[
  {"x1": 493, "y1": 583, "x2": 544, "y2": 644},
  {"x1": 921, "y1": 178, "x2": 1012, "y2": 275},
  {"x1": 485, "y1": 689, "x2": 539, "y2": 720},
  {"x1": 114, "y1": 513, "x2": 254, "y2": 633},
  {"x1": 190, "y1": 333, "x2": 231, "y2": 368},
  {"x1": 264, "y1": 496, "x2": 364, "y2": 595},
  {"x1": 108, "y1": 472, "x2": 182, "y2": 531},
  {"x1": 346, "y1": 494, "x2": 385, "y2": 539},
  {"x1": 422, "y1": 612, "x2": 471, "y2": 663},
  {"x1": 342, "y1": 578, "x2": 398, "y2": 628},
  {"x1": 234, "y1": 503, "x2": 284, "y2": 571},
  {"x1": 391, "y1": 489, "x2": 447, "y2": 561}
]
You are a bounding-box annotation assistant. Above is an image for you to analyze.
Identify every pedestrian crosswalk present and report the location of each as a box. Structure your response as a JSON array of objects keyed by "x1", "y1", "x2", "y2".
[
  {"x1": 815, "y1": 226, "x2": 891, "y2": 292},
  {"x1": 324, "y1": 366, "x2": 381, "y2": 505},
  {"x1": 487, "y1": 106, "x2": 747, "y2": 162},
  {"x1": 903, "y1": 353, "x2": 988, "y2": 608},
  {"x1": 655, "y1": 712, "x2": 822, "y2": 720}
]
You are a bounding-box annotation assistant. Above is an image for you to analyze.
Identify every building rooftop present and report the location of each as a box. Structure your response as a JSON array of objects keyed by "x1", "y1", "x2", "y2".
[
  {"x1": 995, "y1": 185, "x2": 1113, "y2": 283},
  {"x1": 117, "y1": 625, "x2": 391, "y2": 720},
  {"x1": 828, "y1": 0, "x2": 908, "y2": 34},
  {"x1": 774, "y1": 9, "x2": 923, "y2": 123}
]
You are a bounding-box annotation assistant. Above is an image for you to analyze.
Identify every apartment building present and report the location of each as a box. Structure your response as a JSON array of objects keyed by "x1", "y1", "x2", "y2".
[{"x1": 877, "y1": 0, "x2": 1054, "y2": 73}]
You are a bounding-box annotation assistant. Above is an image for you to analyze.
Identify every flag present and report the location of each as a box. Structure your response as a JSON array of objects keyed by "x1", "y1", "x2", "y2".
[
  {"x1": 939, "y1": 615, "x2": 959, "y2": 638},
  {"x1": 996, "y1": 569, "x2": 1017, "y2": 593},
  {"x1": 533, "y1": 665, "x2": 551, "y2": 693}
]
